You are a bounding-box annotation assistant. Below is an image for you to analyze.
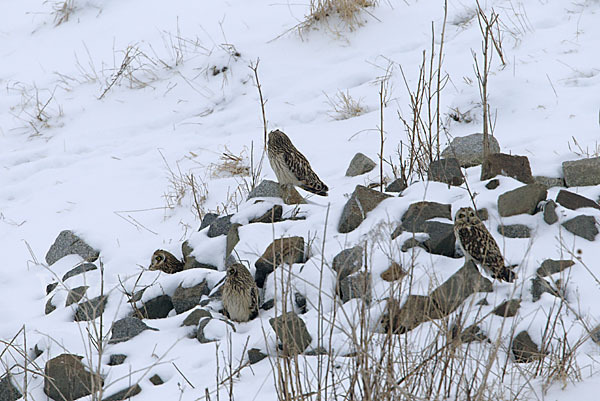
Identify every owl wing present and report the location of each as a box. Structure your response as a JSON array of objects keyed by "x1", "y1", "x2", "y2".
[
  {"x1": 283, "y1": 149, "x2": 328, "y2": 196},
  {"x1": 249, "y1": 286, "x2": 259, "y2": 320},
  {"x1": 457, "y1": 225, "x2": 514, "y2": 282}
]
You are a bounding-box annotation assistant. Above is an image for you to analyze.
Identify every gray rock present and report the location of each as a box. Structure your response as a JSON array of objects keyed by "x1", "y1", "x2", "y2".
[
  {"x1": 385, "y1": 178, "x2": 407, "y2": 193},
  {"x1": 65, "y1": 286, "x2": 89, "y2": 306},
  {"x1": 420, "y1": 221, "x2": 458, "y2": 257},
  {"x1": 305, "y1": 347, "x2": 329, "y2": 356},
  {"x1": 332, "y1": 246, "x2": 363, "y2": 281},
  {"x1": 428, "y1": 158, "x2": 464, "y2": 186},
  {"x1": 269, "y1": 312, "x2": 312, "y2": 356},
  {"x1": 497, "y1": 224, "x2": 531, "y2": 238},
  {"x1": 400, "y1": 201, "x2": 452, "y2": 233},
  {"x1": 196, "y1": 318, "x2": 235, "y2": 344},
  {"x1": 182, "y1": 241, "x2": 214, "y2": 270},
  {"x1": 46, "y1": 282, "x2": 58, "y2": 294},
  {"x1": 250, "y1": 205, "x2": 283, "y2": 224},
  {"x1": 225, "y1": 223, "x2": 241, "y2": 257},
  {"x1": 492, "y1": 299, "x2": 521, "y2": 317},
  {"x1": 182, "y1": 309, "x2": 212, "y2": 326},
  {"x1": 44, "y1": 354, "x2": 103, "y2": 401},
  {"x1": 441, "y1": 133, "x2": 500, "y2": 167},
  {"x1": 199, "y1": 213, "x2": 218, "y2": 231},
  {"x1": 46, "y1": 230, "x2": 100, "y2": 265},
  {"x1": 512, "y1": 331, "x2": 546, "y2": 363},
  {"x1": 339, "y1": 272, "x2": 371, "y2": 304},
  {"x1": 497, "y1": 183, "x2": 547, "y2": 217},
  {"x1": 0, "y1": 375, "x2": 22, "y2": 401},
  {"x1": 452, "y1": 324, "x2": 488, "y2": 344},
  {"x1": 255, "y1": 237, "x2": 304, "y2": 288},
  {"x1": 74, "y1": 296, "x2": 107, "y2": 322},
  {"x1": 531, "y1": 277, "x2": 560, "y2": 302},
  {"x1": 562, "y1": 215, "x2": 598, "y2": 241},
  {"x1": 534, "y1": 176, "x2": 565, "y2": 189},
  {"x1": 248, "y1": 348, "x2": 268, "y2": 364},
  {"x1": 172, "y1": 281, "x2": 210, "y2": 314},
  {"x1": 380, "y1": 297, "x2": 429, "y2": 334},
  {"x1": 480, "y1": 153, "x2": 534, "y2": 184},
  {"x1": 556, "y1": 190, "x2": 600, "y2": 211},
  {"x1": 45, "y1": 297, "x2": 57, "y2": 315},
  {"x1": 137, "y1": 295, "x2": 173, "y2": 319},
  {"x1": 207, "y1": 215, "x2": 232, "y2": 238},
  {"x1": 380, "y1": 262, "x2": 406, "y2": 282},
  {"x1": 485, "y1": 179, "x2": 500, "y2": 190},
  {"x1": 261, "y1": 299, "x2": 274, "y2": 310},
  {"x1": 62, "y1": 263, "x2": 97, "y2": 281},
  {"x1": 102, "y1": 384, "x2": 141, "y2": 401},
  {"x1": 345, "y1": 153, "x2": 376, "y2": 177},
  {"x1": 247, "y1": 180, "x2": 305, "y2": 205},
  {"x1": 294, "y1": 292, "x2": 307, "y2": 314},
  {"x1": 562, "y1": 157, "x2": 600, "y2": 187},
  {"x1": 109, "y1": 317, "x2": 157, "y2": 344},
  {"x1": 338, "y1": 185, "x2": 392, "y2": 233},
  {"x1": 149, "y1": 374, "x2": 164, "y2": 385},
  {"x1": 536, "y1": 259, "x2": 575, "y2": 277},
  {"x1": 543, "y1": 200, "x2": 558, "y2": 225},
  {"x1": 108, "y1": 354, "x2": 127, "y2": 366},
  {"x1": 477, "y1": 208, "x2": 489, "y2": 221},
  {"x1": 400, "y1": 238, "x2": 422, "y2": 253}
]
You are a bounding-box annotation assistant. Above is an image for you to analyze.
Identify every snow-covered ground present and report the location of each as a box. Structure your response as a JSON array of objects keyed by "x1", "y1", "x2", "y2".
[{"x1": 1, "y1": 0, "x2": 600, "y2": 400}]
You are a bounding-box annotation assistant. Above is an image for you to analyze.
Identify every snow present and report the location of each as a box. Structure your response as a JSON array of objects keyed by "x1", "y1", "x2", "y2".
[{"x1": 1, "y1": 0, "x2": 600, "y2": 400}]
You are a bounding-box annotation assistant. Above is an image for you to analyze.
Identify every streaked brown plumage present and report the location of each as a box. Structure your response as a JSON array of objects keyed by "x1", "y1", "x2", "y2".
[
  {"x1": 267, "y1": 129, "x2": 328, "y2": 196},
  {"x1": 222, "y1": 263, "x2": 259, "y2": 322},
  {"x1": 149, "y1": 250, "x2": 184, "y2": 274},
  {"x1": 453, "y1": 207, "x2": 515, "y2": 282}
]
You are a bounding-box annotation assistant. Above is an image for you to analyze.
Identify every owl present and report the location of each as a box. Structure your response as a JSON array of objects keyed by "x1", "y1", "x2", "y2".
[
  {"x1": 149, "y1": 250, "x2": 184, "y2": 274},
  {"x1": 453, "y1": 207, "x2": 515, "y2": 282},
  {"x1": 267, "y1": 129, "x2": 328, "y2": 196},
  {"x1": 222, "y1": 263, "x2": 260, "y2": 322}
]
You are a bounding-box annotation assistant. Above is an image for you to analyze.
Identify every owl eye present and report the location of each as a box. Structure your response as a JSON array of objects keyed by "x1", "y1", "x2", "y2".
[
  {"x1": 155, "y1": 255, "x2": 162, "y2": 262},
  {"x1": 458, "y1": 213, "x2": 464, "y2": 218}
]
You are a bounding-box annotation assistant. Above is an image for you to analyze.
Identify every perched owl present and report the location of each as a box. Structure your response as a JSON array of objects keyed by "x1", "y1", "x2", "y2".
[
  {"x1": 453, "y1": 207, "x2": 515, "y2": 282},
  {"x1": 149, "y1": 250, "x2": 184, "y2": 274},
  {"x1": 222, "y1": 263, "x2": 260, "y2": 322},
  {"x1": 267, "y1": 130, "x2": 328, "y2": 196}
]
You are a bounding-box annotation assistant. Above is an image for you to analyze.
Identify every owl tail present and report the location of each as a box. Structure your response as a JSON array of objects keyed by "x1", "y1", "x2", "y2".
[{"x1": 493, "y1": 267, "x2": 516, "y2": 283}]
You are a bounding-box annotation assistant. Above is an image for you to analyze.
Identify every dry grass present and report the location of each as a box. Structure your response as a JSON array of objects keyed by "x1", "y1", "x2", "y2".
[
  {"x1": 326, "y1": 90, "x2": 367, "y2": 120},
  {"x1": 209, "y1": 148, "x2": 251, "y2": 179},
  {"x1": 305, "y1": 0, "x2": 377, "y2": 31},
  {"x1": 46, "y1": 0, "x2": 76, "y2": 26}
]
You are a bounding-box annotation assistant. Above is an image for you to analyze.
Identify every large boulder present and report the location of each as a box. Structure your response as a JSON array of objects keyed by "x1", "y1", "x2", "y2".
[
  {"x1": 338, "y1": 272, "x2": 371, "y2": 304},
  {"x1": 385, "y1": 177, "x2": 407, "y2": 193},
  {"x1": 172, "y1": 280, "x2": 210, "y2": 314},
  {"x1": 0, "y1": 375, "x2": 22, "y2": 401},
  {"x1": 247, "y1": 180, "x2": 305, "y2": 204},
  {"x1": 562, "y1": 157, "x2": 600, "y2": 187},
  {"x1": 561, "y1": 215, "x2": 598, "y2": 241},
  {"x1": 332, "y1": 246, "x2": 363, "y2": 280},
  {"x1": 207, "y1": 215, "x2": 232, "y2": 238},
  {"x1": 428, "y1": 158, "x2": 464, "y2": 186},
  {"x1": 255, "y1": 237, "x2": 305, "y2": 287},
  {"x1": 338, "y1": 185, "x2": 391, "y2": 233},
  {"x1": 44, "y1": 354, "x2": 103, "y2": 401},
  {"x1": 182, "y1": 241, "x2": 217, "y2": 271},
  {"x1": 399, "y1": 201, "x2": 452, "y2": 233},
  {"x1": 441, "y1": 133, "x2": 500, "y2": 167},
  {"x1": 555, "y1": 190, "x2": 600, "y2": 211},
  {"x1": 512, "y1": 331, "x2": 546, "y2": 363},
  {"x1": 269, "y1": 312, "x2": 312, "y2": 356},
  {"x1": 46, "y1": 230, "x2": 100, "y2": 265},
  {"x1": 345, "y1": 153, "x2": 376, "y2": 176},
  {"x1": 480, "y1": 153, "x2": 534, "y2": 183},
  {"x1": 497, "y1": 184, "x2": 547, "y2": 217},
  {"x1": 136, "y1": 295, "x2": 173, "y2": 319}
]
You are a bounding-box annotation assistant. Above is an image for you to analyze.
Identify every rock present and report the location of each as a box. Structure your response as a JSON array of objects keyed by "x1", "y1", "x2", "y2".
[
  {"x1": 65, "y1": 286, "x2": 89, "y2": 306},
  {"x1": 269, "y1": 312, "x2": 312, "y2": 356},
  {"x1": 255, "y1": 237, "x2": 304, "y2": 288},
  {"x1": 45, "y1": 297, "x2": 57, "y2": 315},
  {"x1": 62, "y1": 263, "x2": 97, "y2": 281},
  {"x1": 453, "y1": 324, "x2": 488, "y2": 343},
  {"x1": 531, "y1": 277, "x2": 560, "y2": 302},
  {"x1": 0, "y1": 375, "x2": 22, "y2": 401},
  {"x1": 428, "y1": 158, "x2": 464, "y2": 186},
  {"x1": 46, "y1": 230, "x2": 100, "y2": 265},
  {"x1": 543, "y1": 200, "x2": 558, "y2": 225},
  {"x1": 207, "y1": 215, "x2": 232, "y2": 238},
  {"x1": 556, "y1": 190, "x2": 600, "y2": 211},
  {"x1": 33, "y1": 345, "x2": 44, "y2": 359},
  {"x1": 247, "y1": 180, "x2": 305, "y2": 204},
  {"x1": 477, "y1": 208, "x2": 489, "y2": 221},
  {"x1": 534, "y1": 176, "x2": 565, "y2": 189},
  {"x1": 480, "y1": 153, "x2": 534, "y2": 183},
  {"x1": 137, "y1": 295, "x2": 173, "y2": 319},
  {"x1": 248, "y1": 348, "x2": 268, "y2": 364},
  {"x1": 102, "y1": 384, "x2": 141, "y2": 401},
  {"x1": 74, "y1": 295, "x2": 107, "y2": 322},
  {"x1": 225, "y1": 223, "x2": 241, "y2": 257},
  {"x1": 441, "y1": 133, "x2": 500, "y2": 167},
  {"x1": 338, "y1": 185, "x2": 391, "y2": 233},
  {"x1": 332, "y1": 246, "x2": 363, "y2": 281},
  {"x1": 172, "y1": 280, "x2": 210, "y2": 314},
  {"x1": 536, "y1": 259, "x2": 575, "y2": 277},
  {"x1": 305, "y1": 347, "x2": 329, "y2": 356},
  {"x1": 400, "y1": 201, "x2": 452, "y2": 233},
  {"x1": 562, "y1": 157, "x2": 600, "y2": 187},
  {"x1": 294, "y1": 292, "x2": 307, "y2": 314},
  {"x1": 250, "y1": 205, "x2": 283, "y2": 223},
  {"x1": 497, "y1": 184, "x2": 547, "y2": 217},
  {"x1": 279, "y1": 185, "x2": 306, "y2": 204},
  {"x1": 44, "y1": 354, "x2": 103, "y2": 401},
  {"x1": 512, "y1": 331, "x2": 546, "y2": 363},
  {"x1": 196, "y1": 318, "x2": 235, "y2": 344},
  {"x1": 492, "y1": 299, "x2": 521, "y2": 317},
  {"x1": 182, "y1": 241, "x2": 214, "y2": 270},
  {"x1": 46, "y1": 282, "x2": 58, "y2": 294},
  {"x1": 182, "y1": 309, "x2": 212, "y2": 326},
  {"x1": 345, "y1": 153, "x2": 376, "y2": 177},
  {"x1": 339, "y1": 272, "x2": 371, "y2": 304},
  {"x1": 380, "y1": 262, "x2": 406, "y2": 282},
  {"x1": 261, "y1": 299, "x2": 274, "y2": 310},
  {"x1": 108, "y1": 354, "x2": 127, "y2": 366},
  {"x1": 420, "y1": 221, "x2": 458, "y2": 257},
  {"x1": 380, "y1": 296, "x2": 432, "y2": 334},
  {"x1": 562, "y1": 215, "x2": 598, "y2": 241},
  {"x1": 109, "y1": 317, "x2": 157, "y2": 344},
  {"x1": 385, "y1": 178, "x2": 407, "y2": 193},
  {"x1": 149, "y1": 374, "x2": 164, "y2": 385},
  {"x1": 497, "y1": 224, "x2": 531, "y2": 238},
  {"x1": 199, "y1": 213, "x2": 218, "y2": 231},
  {"x1": 485, "y1": 179, "x2": 500, "y2": 190},
  {"x1": 400, "y1": 238, "x2": 422, "y2": 253}
]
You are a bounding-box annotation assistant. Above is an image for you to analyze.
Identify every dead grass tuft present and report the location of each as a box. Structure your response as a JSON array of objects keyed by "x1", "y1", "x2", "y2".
[{"x1": 326, "y1": 90, "x2": 367, "y2": 120}]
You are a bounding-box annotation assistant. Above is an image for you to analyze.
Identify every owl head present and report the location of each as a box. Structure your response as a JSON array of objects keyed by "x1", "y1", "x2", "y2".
[
  {"x1": 454, "y1": 207, "x2": 481, "y2": 225},
  {"x1": 149, "y1": 250, "x2": 167, "y2": 270}
]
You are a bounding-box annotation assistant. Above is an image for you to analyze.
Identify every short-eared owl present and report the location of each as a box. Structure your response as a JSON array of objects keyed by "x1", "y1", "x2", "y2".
[
  {"x1": 454, "y1": 207, "x2": 515, "y2": 282},
  {"x1": 222, "y1": 263, "x2": 259, "y2": 322},
  {"x1": 149, "y1": 250, "x2": 184, "y2": 274},
  {"x1": 267, "y1": 130, "x2": 328, "y2": 196}
]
